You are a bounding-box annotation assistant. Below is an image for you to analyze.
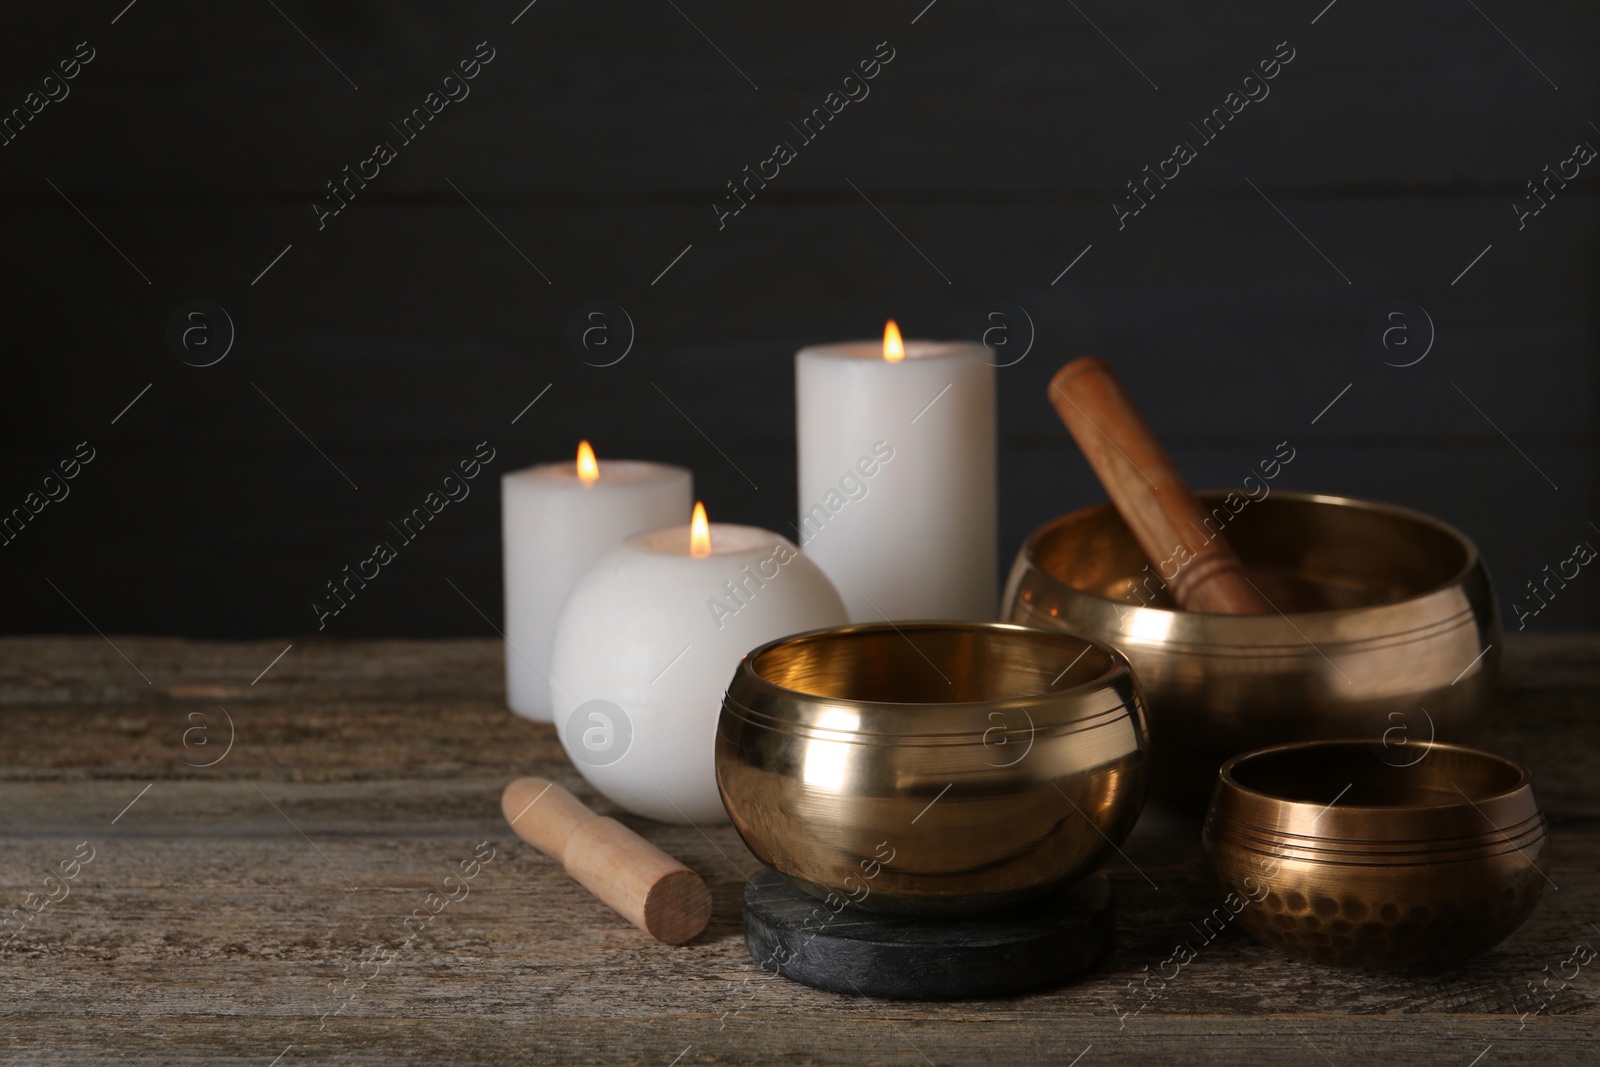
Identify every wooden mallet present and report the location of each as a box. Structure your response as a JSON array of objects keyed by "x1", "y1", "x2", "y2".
[
  {"x1": 501, "y1": 777, "x2": 712, "y2": 945},
  {"x1": 1049, "y1": 357, "x2": 1271, "y2": 614}
]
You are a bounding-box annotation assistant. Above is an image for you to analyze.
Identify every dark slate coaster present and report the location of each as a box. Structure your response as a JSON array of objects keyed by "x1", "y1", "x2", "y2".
[{"x1": 742, "y1": 869, "x2": 1114, "y2": 1000}]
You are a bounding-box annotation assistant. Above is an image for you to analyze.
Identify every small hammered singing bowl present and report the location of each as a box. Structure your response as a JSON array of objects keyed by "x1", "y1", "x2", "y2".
[
  {"x1": 1003, "y1": 492, "x2": 1500, "y2": 807},
  {"x1": 1204, "y1": 740, "x2": 1550, "y2": 971},
  {"x1": 715, "y1": 622, "x2": 1149, "y2": 918}
]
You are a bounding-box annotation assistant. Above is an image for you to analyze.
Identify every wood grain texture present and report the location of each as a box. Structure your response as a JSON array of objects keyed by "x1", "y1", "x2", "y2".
[{"x1": 1, "y1": 635, "x2": 1596, "y2": 1064}]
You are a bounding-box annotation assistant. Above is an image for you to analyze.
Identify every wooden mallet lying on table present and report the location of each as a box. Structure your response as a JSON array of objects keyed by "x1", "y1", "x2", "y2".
[
  {"x1": 501, "y1": 777, "x2": 712, "y2": 945},
  {"x1": 1049, "y1": 356, "x2": 1271, "y2": 614}
]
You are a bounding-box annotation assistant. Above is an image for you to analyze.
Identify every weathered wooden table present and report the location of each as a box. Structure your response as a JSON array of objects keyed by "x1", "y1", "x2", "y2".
[{"x1": 3, "y1": 636, "x2": 1596, "y2": 1065}]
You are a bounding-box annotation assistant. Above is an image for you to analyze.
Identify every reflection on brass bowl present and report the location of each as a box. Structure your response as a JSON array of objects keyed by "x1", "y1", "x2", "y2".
[
  {"x1": 1205, "y1": 741, "x2": 1549, "y2": 970},
  {"x1": 1003, "y1": 492, "x2": 1500, "y2": 808},
  {"x1": 716, "y1": 622, "x2": 1148, "y2": 917}
]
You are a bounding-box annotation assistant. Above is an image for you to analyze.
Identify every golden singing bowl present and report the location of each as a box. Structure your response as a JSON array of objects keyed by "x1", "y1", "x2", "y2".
[
  {"x1": 1204, "y1": 740, "x2": 1549, "y2": 970},
  {"x1": 1003, "y1": 492, "x2": 1500, "y2": 807},
  {"x1": 716, "y1": 621, "x2": 1149, "y2": 917}
]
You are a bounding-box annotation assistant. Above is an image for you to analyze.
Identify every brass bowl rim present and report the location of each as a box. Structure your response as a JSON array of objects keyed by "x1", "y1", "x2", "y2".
[
  {"x1": 718, "y1": 621, "x2": 1150, "y2": 915},
  {"x1": 733, "y1": 619, "x2": 1127, "y2": 711},
  {"x1": 1020, "y1": 490, "x2": 1484, "y2": 621},
  {"x1": 1217, "y1": 739, "x2": 1531, "y2": 815}
]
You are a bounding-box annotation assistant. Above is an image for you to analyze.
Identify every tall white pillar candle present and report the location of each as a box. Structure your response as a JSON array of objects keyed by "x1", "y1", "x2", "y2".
[
  {"x1": 795, "y1": 329, "x2": 997, "y2": 621},
  {"x1": 501, "y1": 443, "x2": 691, "y2": 722},
  {"x1": 550, "y1": 506, "x2": 847, "y2": 824}
]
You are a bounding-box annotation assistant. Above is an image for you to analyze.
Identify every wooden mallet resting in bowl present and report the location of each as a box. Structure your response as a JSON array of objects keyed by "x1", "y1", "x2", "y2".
[{"x1": 1048, "y1": 356, "x2": 1271, "y2": 615}]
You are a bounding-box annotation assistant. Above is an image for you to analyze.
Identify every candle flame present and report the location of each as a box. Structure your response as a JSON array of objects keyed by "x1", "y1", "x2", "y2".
[
  {"x1": 576, "y1": 440, "x2": 599, "y2": 485},
  {"x1": 883, "y1": 320, "x2": 905, "y2": 363},
  {"x1": 690, "y1": 501, "x2": 712, "y2": 558}
]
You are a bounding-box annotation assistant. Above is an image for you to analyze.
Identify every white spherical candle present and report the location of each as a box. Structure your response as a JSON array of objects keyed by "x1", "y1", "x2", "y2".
[
  {"x1": 501, "y1": 443, "x2": 692, "y2": 722},
  {"x1": 550, "y1": 507, "x2": 847, "y2": 824},
  {"x1": 795, "y1": 324, "x2": 997, "y2": 622}
]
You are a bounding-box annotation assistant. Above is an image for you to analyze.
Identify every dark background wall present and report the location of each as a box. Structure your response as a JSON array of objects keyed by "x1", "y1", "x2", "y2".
[{"x1": 2, "y1": 0, "x2": 1595, "y2": 638}]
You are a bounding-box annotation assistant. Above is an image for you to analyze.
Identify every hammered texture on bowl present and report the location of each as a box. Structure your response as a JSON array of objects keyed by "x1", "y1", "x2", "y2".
[{"x1": 1204, "y1": 740, "x2": 1549, "y2": 971}]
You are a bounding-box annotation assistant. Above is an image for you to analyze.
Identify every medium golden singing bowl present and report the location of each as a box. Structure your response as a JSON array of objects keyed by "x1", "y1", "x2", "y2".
[
  {"x1": 716, "y1": 622, "x2": 1149, "y2": 917},
  {"x1": 1003, "y1": 492, "x2": 1500, "y2": 807},
  {"x1": 1204, "y1": 740, "x2": 1549, "y2": 970}
]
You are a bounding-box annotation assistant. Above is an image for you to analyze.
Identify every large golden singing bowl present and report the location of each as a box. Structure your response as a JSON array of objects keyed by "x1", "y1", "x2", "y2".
[
  {"x1": 716, "y1": 622, "x2": 1149, "y2": 917},
  {"x1": 1204, "y1": 741, "x2": 1549, "y2": 970},
  {"x1": 1003, "y1": 492, "x2": 1500, "y2": 806}
]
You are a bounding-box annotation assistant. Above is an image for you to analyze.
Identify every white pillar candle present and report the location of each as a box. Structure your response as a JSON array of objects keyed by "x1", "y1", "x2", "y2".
[
  {"x1": 550, "y1": 505, "x2": 847, "y2": 824},
  {"x1": 795, "y1": 324, "x2": 997, "y2": 622},
  {"x1": 501, "y1": 443, "x2": 691, "y2": 722}
]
